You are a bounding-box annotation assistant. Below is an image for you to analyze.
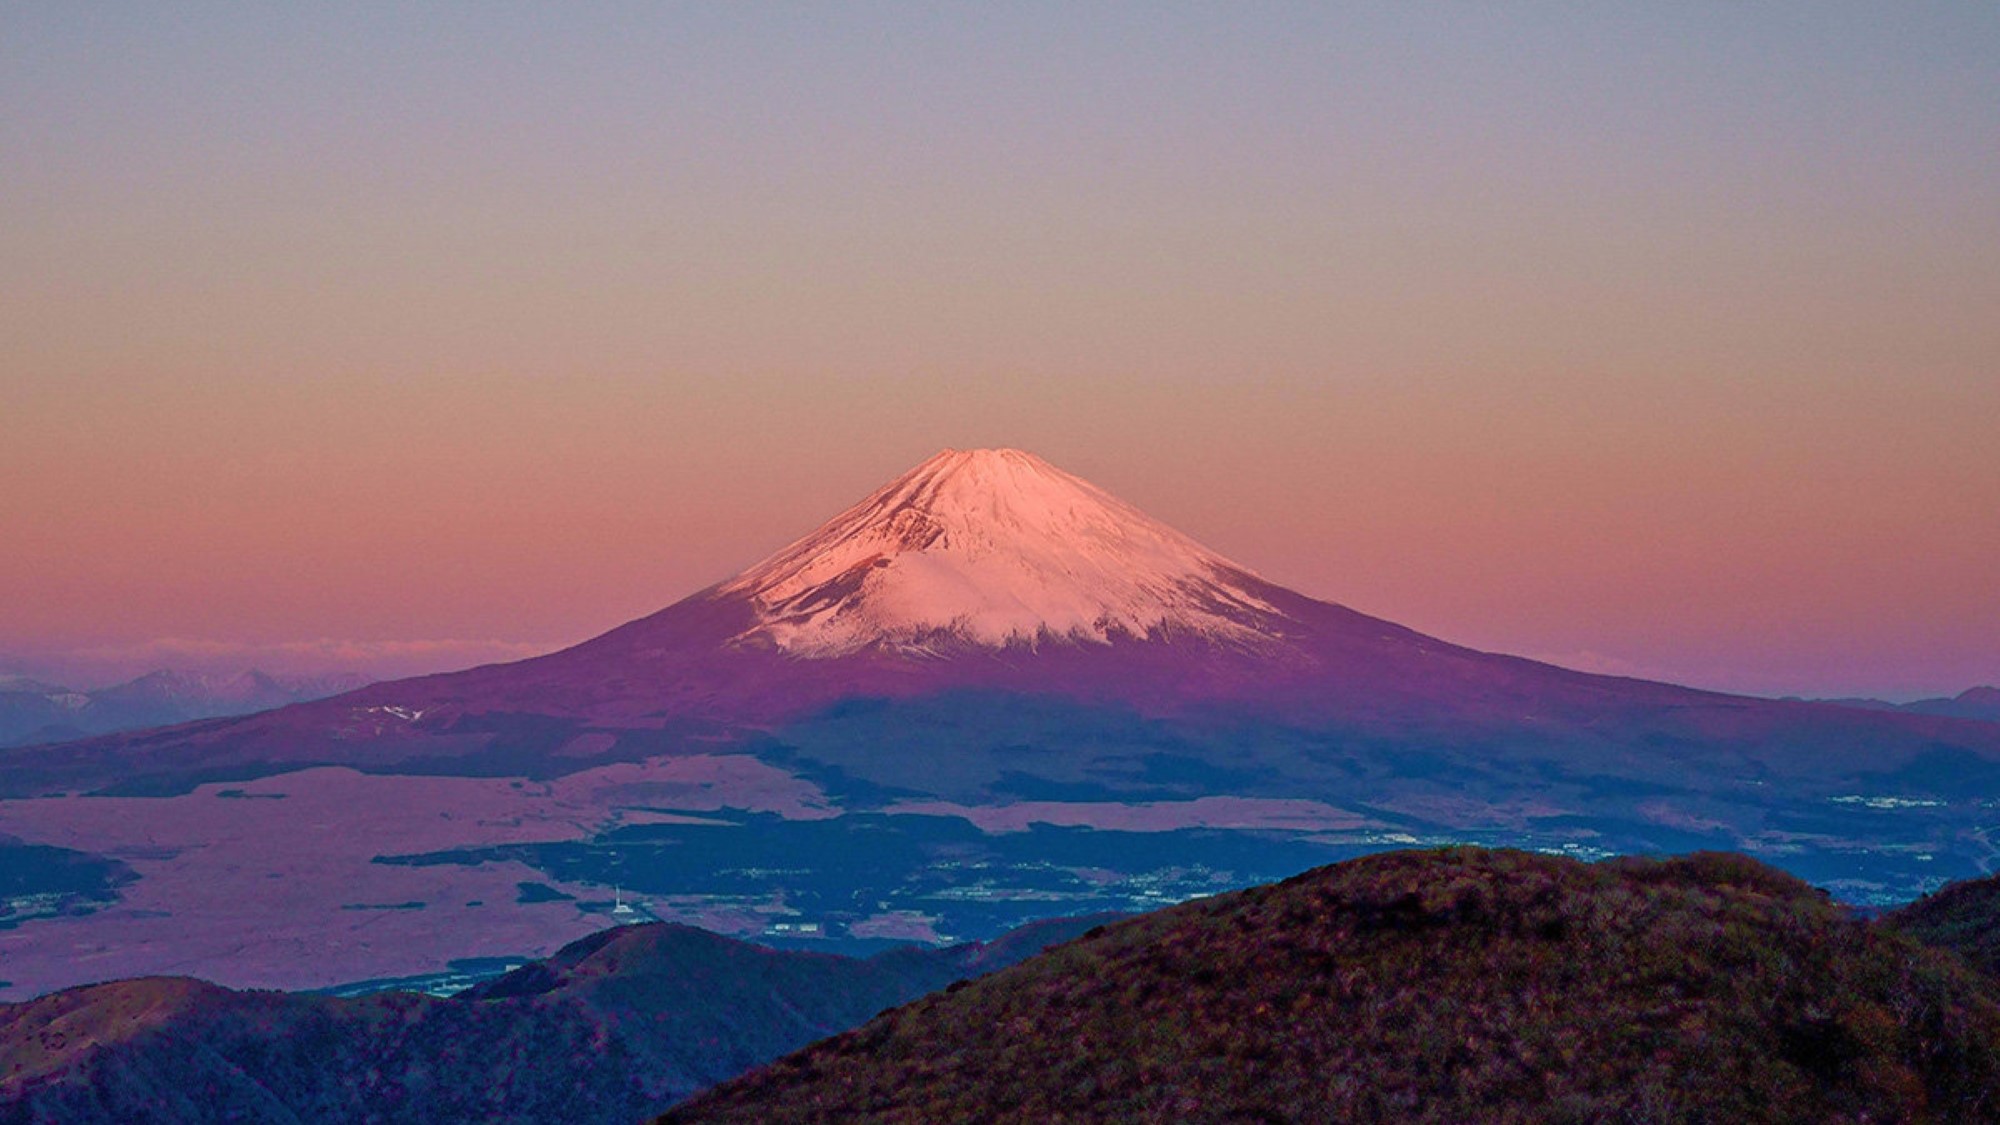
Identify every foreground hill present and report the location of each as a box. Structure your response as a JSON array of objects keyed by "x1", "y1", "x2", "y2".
[
  {"x1": 666, "y1": 849, "x2": 2000, "y2": 1124},
  {"x1": 0, "y1": 915, "x2": 1108, "y2": 1124}
]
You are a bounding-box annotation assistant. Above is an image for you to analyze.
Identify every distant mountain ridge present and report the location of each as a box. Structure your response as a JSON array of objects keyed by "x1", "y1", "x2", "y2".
[
  {"x1": 0, "y1": 669, "x2": 371, "y2": 749},
  {"x1": 1822, "y1": 686, "x2": 2000, "y2": 725}
]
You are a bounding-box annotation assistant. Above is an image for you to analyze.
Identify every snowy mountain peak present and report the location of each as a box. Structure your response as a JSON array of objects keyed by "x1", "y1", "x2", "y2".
[{"x1": 717, "y1": 448, "x2": 1296, "y2": 658}]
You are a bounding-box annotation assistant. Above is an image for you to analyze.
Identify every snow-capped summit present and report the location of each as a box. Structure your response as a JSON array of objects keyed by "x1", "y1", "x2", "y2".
[{"x1": 717, "y1": 449, "x2": 1294, "y2": 658}]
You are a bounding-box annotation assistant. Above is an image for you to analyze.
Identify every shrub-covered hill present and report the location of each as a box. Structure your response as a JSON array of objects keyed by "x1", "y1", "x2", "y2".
[
  {"x1": 663, "y1": 848, "x2": 2000, "y2": 1124},
  {"x1": 0, "y1": 915, "x2": 1110, "y2": 1124},
  {"x1": 1887, "y1": 871, "x2": 2000, "y2": 980}
]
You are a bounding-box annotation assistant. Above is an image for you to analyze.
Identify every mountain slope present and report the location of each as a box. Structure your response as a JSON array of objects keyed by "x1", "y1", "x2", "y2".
[
  {"x1": 664, "y1": 848, "x2": 2000, "y2": 1124},
  {"x1": 1884, "y1": 871, "x2": 2000, "y2": 980},
  {"x1": 0, "y1": 914, "x2": 1112, "y2": 1124}
]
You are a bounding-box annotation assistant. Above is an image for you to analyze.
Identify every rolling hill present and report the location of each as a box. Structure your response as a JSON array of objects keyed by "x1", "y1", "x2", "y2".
[{"x1": 0, "y1": 913, "x2": 1108, "y2": 1124}]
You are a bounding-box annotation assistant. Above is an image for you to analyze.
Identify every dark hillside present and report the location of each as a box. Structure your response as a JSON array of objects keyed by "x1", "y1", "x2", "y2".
[
  {"x1": 1886, "y1": 871, "x2": 2000, "y2": 979},
  {"x1": 665, "y1": 848, "x2": 2000, "y2": 1124}
]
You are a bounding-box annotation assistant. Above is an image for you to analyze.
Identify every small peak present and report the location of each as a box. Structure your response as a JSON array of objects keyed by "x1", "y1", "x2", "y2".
[
  {"x1": 946, "y1": 447, "x2": 1040, "y2": 461},
  {"x1": 908, "y1": 447, "x2": 1057, "y2": 476}
]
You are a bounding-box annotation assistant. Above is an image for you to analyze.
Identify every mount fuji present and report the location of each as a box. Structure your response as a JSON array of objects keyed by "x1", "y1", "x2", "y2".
[
  {"x1": 19, "y1": 447, "x2": 1992, "y2": 797},
  {"x1": 4, "y1": 448, "x2": 1999, "y2": 996}
]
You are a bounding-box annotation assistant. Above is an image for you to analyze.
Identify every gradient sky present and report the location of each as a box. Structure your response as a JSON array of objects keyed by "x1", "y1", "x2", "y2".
[{"x1": 3, "y1": 3, "x2": 1996, "y2": 699}]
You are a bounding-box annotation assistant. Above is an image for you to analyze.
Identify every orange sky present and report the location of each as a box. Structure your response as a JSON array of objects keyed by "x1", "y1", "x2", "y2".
[{"x1": 3, "y1": 5, "x2": 1996, "y2": 698}]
